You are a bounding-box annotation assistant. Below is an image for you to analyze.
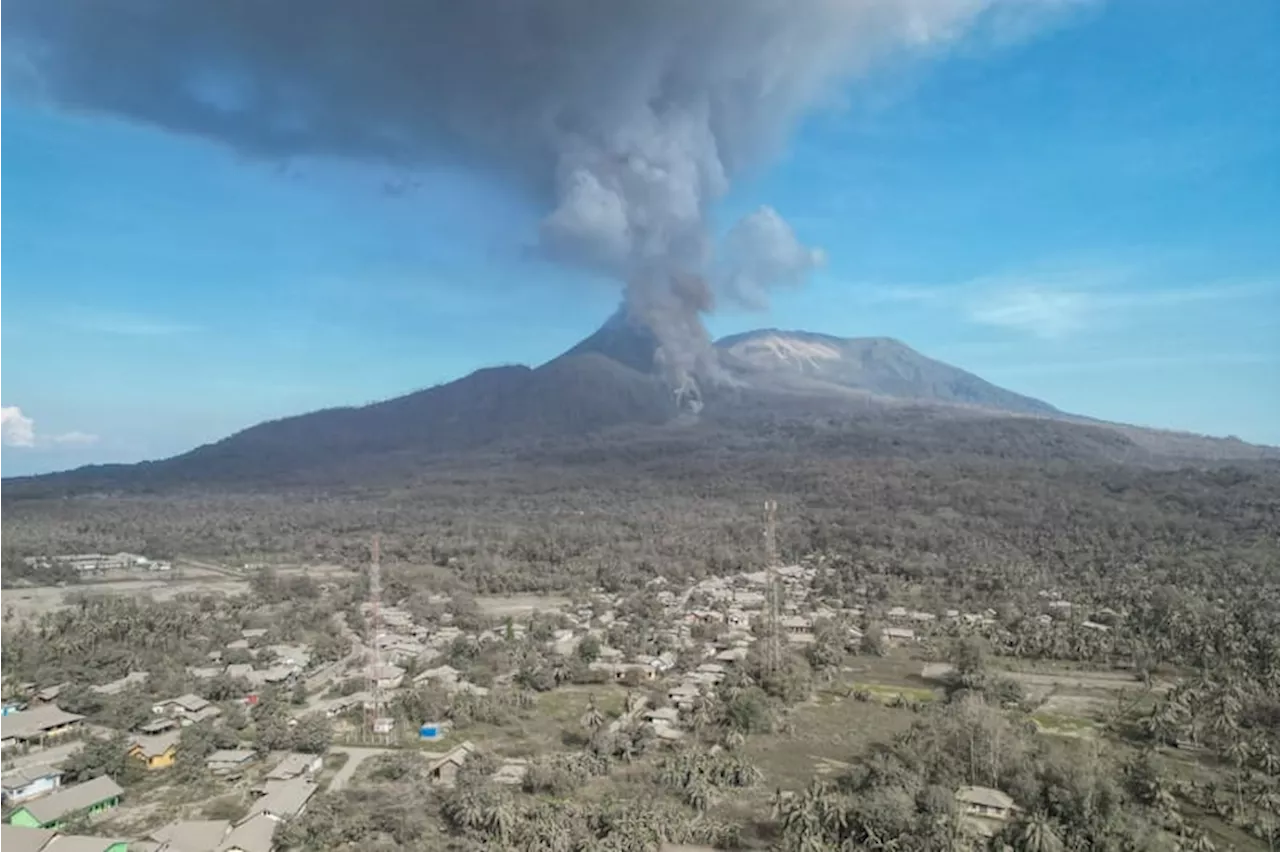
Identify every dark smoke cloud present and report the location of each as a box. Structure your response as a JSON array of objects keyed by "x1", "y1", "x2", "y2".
[{"x1": 4, "y1": 0, "x2": 1072, "y2": 397}]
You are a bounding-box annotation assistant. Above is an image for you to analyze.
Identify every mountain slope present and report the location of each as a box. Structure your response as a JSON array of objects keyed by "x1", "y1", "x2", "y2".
[
  {"x1": 63, "y1": 353, "x2": 676, "y2": 487},
  {"x1": 4, "y1": 318, "x2": 1275, "y2": 495},
  {"x1": 716, "y1": 329, "x2": 1058, "y2": 416}
]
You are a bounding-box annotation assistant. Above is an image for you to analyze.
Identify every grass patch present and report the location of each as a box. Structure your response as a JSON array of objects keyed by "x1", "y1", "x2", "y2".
[
  {"x1": 1031, "y1": 712, "x2": 1100, "y2": 738},
  {"x1": 745, "y1": 692, "x2": 914, "y2": 790},
  {"x1": 431, "y1": 684, "x2": 632, "y2": 759},
  {"x1": 851, "y1": 683, "x2": 938, "y2": 704}
]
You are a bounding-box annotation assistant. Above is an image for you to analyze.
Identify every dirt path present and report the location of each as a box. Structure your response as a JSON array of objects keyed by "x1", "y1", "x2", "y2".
[{"x1": 327, "y1": 745, "x2": 391, "y2": 791}]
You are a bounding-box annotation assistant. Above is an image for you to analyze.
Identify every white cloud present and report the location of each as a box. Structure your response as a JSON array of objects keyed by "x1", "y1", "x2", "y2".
[
  {"x1": 0, "y1": 405, "x2": 98, "y2": 449},
  {"x1": 2, "y1": 406, "x2": 37, "y2": 447}
]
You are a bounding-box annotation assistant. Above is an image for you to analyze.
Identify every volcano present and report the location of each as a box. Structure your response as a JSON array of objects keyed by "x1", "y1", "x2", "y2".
[{"x1": 4, "y1": 313, "x2": 1274, "y2": 494}]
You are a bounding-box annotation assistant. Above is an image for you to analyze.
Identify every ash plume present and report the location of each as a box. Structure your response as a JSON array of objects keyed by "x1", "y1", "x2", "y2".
[
  {"x1": 718, "y1": 207, "x2": 829, "y2": 311},
  {"x1": 4, "y1": 0, "x2": 1074, "y2": 401}
]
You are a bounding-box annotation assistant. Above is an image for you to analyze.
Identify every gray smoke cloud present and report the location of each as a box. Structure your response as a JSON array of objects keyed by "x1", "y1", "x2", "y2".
[
  {"x1": 718, "y1": 207, "x2": 829, "y2": 311},
  {"x1": 4, "y1": 0, "x2": 1073, "y2": 399}
]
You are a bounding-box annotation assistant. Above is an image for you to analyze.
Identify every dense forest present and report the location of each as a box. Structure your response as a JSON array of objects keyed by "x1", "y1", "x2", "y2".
[{"x1": 5, "y1": 415, "x2": 1278, "y2": 607}]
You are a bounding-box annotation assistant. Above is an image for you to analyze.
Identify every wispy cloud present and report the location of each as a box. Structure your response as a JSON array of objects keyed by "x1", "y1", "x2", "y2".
[
  {"x1": 967, "y1": 277, "x2": 1275, "y2": 339},
  {"x1": 49, "y1": 430, "x2": 100, "y2": 446},
  {"x1": 979, "y1": 352, "x2": 1279, "y2": 378},
  {"x1": 968, "y1": 287, "x2": 1093, "y2": 339},
  {"x1": 853, "y1": 267, "x2": 1277, "y2": 340}
]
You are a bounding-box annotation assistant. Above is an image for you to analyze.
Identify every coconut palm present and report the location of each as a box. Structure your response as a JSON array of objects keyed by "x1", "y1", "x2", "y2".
[
  {"x1": 1008, "y1": 812, "x2": 1064, "y2": 852},
  {"x1": 580, "y1": 696, "x2": 606, "y2": 733}
]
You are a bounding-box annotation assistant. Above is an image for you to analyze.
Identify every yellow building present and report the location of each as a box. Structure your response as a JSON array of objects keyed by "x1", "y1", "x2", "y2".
[{"x1": 128, "y1": 731, "x2": 180, "y2": 770}]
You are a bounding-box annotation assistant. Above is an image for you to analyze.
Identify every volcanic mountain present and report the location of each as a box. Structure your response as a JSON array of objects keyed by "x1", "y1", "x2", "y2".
[{"x1": 5, "y1": 313, "x2": 1274, "y2": 494}]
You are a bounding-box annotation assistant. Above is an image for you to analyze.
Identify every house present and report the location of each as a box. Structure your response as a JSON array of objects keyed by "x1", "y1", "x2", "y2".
[
  {"x1": 137, "y1": 717, "x2": 180, "y2": 736},
  {"x1": 490, "y1": 760, "x2": 529, "y2": 786},
  {"x1": 667, "y1": 683, "x2": 702, "y2": 707},
  {"x1": 218, "y1": 814, "x2": 277, "y2": 852},
  {"x1": 587, "y1": 662, "x2": 656, "y2": 682},
  {"x1": 2, "y1": 825, "x2": 129, "y2": 852},
  {"x1": 1, "y1": 705, "x2": 85, "y2": 751},
  {"x1": 644, "y1": 707, "x2": 681, "y2": 726},
  {"x1": 883, "y1": 626, "x2": 916, "y2": 644},
  {"x1": 33, "y1": 685, "x2": 70, "y2": 705},
  {"x1": 146, "y1": 818, "x2": 232, "y2": 852},
  {"x1": 779, "y1": 615, "x2": 812, "y2": 634},
  {"x1": 426, "y1": 741, "x2": 477, "y2": 787},
  {"x1": 89, "y1": 672, "x2": 149, "y2": 697},
  {"x1": 263, "y1": 645, "x2": 311, "y2": 669},
  {"x1": 151, "y1": 694, "x2": 219, "y2": 726},
  {"x1": 246, "y1": 666, "x2": 299, "y2": 688},
  {"x1": 128, "y1": 732, "x2": 181, "y2": 770},
  {"x1": 1, "y1": 825, "x2": 59, "y2": 852},
  {"x1": 369, "y1": 664, "x2": 404, "y2": 691},
  {"x1": 264, "y1": 752, "x2": 322, "y2": 782},
  {"x1": 240, "y1": 628, "x2": 269, "y2": 641},
  {"x1": 6, "y1": 776, "x2": 123, "y2": 829},
  {"x1": 243, "y1": 777, "x2": 317, "y2": 821},
  {"x1": 2, "y1": 765, "x2": 65, "y2": 806},
  {"x1": 714, "y1": 647, "x2": 749, "y2": 664},
  {"x1": 955, "y1": 785, "x2": 1017, "y2": 822},
  {"x1": 206, "y1": 750, "x2": 257, "y2": 776},
  {"x1": 695, "y1": 663, "x2": 727, "y2": 681},
  {"x1": 414, "y1": 664, "x2": 460, "y2": 686},
  {"x1": 35, "y1": 834, "x2": 131, "y2": 852}
]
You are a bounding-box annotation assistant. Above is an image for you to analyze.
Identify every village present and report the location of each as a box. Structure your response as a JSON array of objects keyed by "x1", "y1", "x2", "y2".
[{"x1": 0, "y1": 546, "x2": 1137, "y2": 852}]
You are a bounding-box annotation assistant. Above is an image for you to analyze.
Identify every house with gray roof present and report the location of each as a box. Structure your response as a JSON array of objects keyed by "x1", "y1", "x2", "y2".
[
  {"x1": 6, "y1": 776, "x2": 123, "y2": 829},
  {"x1": 1, "y1": 706, "x2": 85, "y2": 751},
  {"x1": 41, "y1": 835, "x2": 131, "y2": 852},
  {"x1": 217, "y1": 814, "x2": 276, "y2": 852},
  {"x1": 264, "y1": 752, "x2": 322, "y2": 782},
  {"x1": 0, "y1": 825, "x2": 55, "y2": 852},
  {"x1": 243, "y1": 777, "x2": 317, "y2": 821},
  {"x1": 206, "y1": 750, "x2": 258, "y2": 775},
  {"x1": 146, "y1": 818, "x2": 232, "y2": 852},
  {"x1": 2, "y1": 763, "x2": 65, "y2": 806}
]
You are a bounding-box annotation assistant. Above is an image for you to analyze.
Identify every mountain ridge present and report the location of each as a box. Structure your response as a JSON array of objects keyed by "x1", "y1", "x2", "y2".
[{"x1": 4, "y1": 319, "x2": 1276, "y2": 495}]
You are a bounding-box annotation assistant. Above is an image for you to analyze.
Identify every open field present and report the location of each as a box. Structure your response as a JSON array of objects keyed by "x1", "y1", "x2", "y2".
[
  {"x1": 476, "y1": 594, "x2": 572, "y2": 617},
  {"x1": 1002, "y1": 668, "x2": 1169, "y2": 696},
  {"x1": 745, "y1": 689, "x2": 916, "y2": 790},
  {"x1": 3, "y1": 575, "x2": 251, "y2": 621}
]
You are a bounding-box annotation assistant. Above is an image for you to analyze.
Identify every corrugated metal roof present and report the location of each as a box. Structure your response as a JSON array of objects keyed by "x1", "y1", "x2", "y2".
[
  {"x1": 19, "y1": 776, "x2": 122, "y2": 825},
  {"x1": 1, "y1": 824, "x2": 57, "y2": 852},
  {"x1": 1, "y1": 706, "x2": 85, "y2": 742}
]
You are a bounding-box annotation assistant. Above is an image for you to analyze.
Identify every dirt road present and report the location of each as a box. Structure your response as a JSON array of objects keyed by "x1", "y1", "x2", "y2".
[{"x1": 327, "y1": 745, "x2": 391, "y2": 791}]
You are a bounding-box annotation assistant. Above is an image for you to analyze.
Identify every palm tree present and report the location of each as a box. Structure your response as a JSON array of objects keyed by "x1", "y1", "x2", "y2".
[
  {"x1": 1225, "y1": 738, "x2": 1252, "y2": 814},
  {"x1": 580, "y1": 696, "x2": 606, "y2": 734},
  {"x1": 684, "y1": 775, "x2": 713, "y2": 813},
  {"x1": 1008, "y1": 812, "x2": 1064, "y2": 852}
]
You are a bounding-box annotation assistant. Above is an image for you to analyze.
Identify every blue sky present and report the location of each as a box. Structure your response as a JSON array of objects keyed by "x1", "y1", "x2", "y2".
[{"x1": 3, "y1": 0, "x2": 1278, "y2": 476}]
